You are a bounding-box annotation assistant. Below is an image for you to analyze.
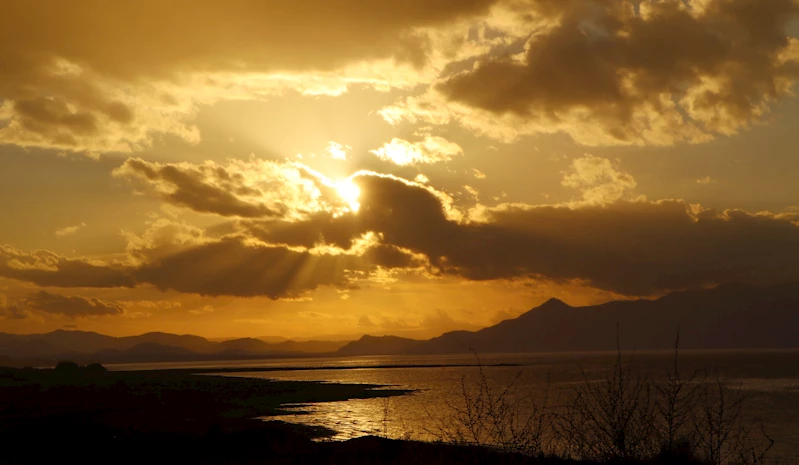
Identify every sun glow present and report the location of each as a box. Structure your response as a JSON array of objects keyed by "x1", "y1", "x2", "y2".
[{"x1": 336, "y1": 178, "x2": 361, "y2": 212}]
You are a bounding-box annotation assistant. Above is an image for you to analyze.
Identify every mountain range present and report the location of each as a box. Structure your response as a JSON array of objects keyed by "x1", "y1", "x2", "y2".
[
  {"x1": 337, "y1": 281, "x2": 799, "y2": 355},
  {"x1": 0, "y1": 331, "x2": 346, "y2": 366},
  {"x1": 2, "y1": 282, "x2": 798, "y2": 366}
]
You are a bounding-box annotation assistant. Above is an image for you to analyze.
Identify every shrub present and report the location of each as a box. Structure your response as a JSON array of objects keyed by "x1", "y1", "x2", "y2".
[{"x1": 434, "y1": 333, "x2": 775, "y2": 465}]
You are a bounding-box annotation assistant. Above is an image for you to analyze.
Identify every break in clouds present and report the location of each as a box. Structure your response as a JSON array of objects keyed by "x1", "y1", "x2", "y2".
[
  {"x1": 1, "y1": 0, "x2": 797, "y2": 153},
  {"x1": 3, "y1": 157, "x2": 799, "y2": 300}
]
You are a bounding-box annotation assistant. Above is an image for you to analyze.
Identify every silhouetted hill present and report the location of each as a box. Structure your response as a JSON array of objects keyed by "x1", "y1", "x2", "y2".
[
  {"x1": 337, "y1": 335, "x2": 423, "y2": 356},
  {"x1": 0, "y1": 330, "x2": 350, "y2": 365},
  {"x1": 273, "y1": 340, "x2": 348, "y2": 353},
  {"x1": 218, "y1": 337, "x2": 273, "y2": 354},
  {"x1": 121, "y1": 332, "x2": 217, "y2": 353},
  {"x1": 5, "y1": 282, "x2": 799, "y2": 363},
  {"x1": 256, "y1": 336, "x2": 289, "y2": 344},
  {"x1": 90, "y1": 343, "x2": 202, "y2": 363},
  {"x1": 338, "y1": 282, "x2": 799, "y2": 355}
]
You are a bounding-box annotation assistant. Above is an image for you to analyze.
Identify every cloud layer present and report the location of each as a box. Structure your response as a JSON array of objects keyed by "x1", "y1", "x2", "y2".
[
  {"x1": 3, "y1": 0, "x2": 796, "y2": 154},
  {"x1": 25, "y1": 290, "x2": 124, "y2": 317},
  {"x1": 384, "y1": 0, "x2": 799, "y2": 145},
  {"x1": 113, "y1": 157, "x2": 348, "y2": 219},
  {"x1": 0, "y1": 0, "x2": 502, "y2": 153},
  {"x1": 5, "y1": 159, "x2": 799, "y2": 299}
]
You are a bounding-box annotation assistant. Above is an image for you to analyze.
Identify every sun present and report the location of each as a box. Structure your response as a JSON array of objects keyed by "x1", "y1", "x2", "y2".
[{"x1": 335, "y1": 178, "x2": 361, "y2": 212}]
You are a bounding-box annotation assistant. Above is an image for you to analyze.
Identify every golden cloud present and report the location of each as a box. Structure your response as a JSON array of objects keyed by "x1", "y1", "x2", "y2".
[
  {"x1": 370, "y1": 136, "x2": 463, "y2": 165},
  {"x1": 383, "y1": 0, "x2": 799, "y2": 146},
  {"x1": 0, "y1": 0, "x2": 509, "y2": 154},
  {"x1": 4, "y1": 159, "x2": 799, "y2": 299},
  {"x1": 562, "y1": 155, "x2": 638, "y2": 205},
  {"x1": 55, "y1": 222, "x2": 86, "y2": 237},
  {"x1": 0, "y1": 245, "x2": 135, "y2": 288},
  {"x1": 113, "y1": 157, "x2": 348, "y2": 219}
]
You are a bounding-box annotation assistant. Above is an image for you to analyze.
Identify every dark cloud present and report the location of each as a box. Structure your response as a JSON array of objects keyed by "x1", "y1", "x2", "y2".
[
  {"x1": 115, "y1": 158, "x2": 284, "y2": 218},
  {"x1": 1, "y1": 0, "x2": 496, "y2": 78},
  {"x1": 454, "y1": 201, "x2": 799, "y2": 295},
  {"x1": 243, "y1": 172, "x2": 459, "y2": 251},
  {"x1": 0, "y1": 245, "x2": 135, "y2": 289},
  {"x1": 133, "y1": 237, "x2": 422, "y2": 298},
  {"x1": 25, "y1": 290, "x2": 124, "y2": 318},
  {"x1": 133, "y1": 238, "x2": 352, "y2": 298},
  {"x1": 1, "y1": 224, "x2": 425, "y2": 299},
  {"x1": 0, "y1": 0, "x2": 498, "y2": 152},
  {"x1": 0, "y1": 304, "x2": 28, "y2": 320},
  {"x1": 244, "y1": 214, "x2": 364, "y2": 249},
  {"x1": 430, "y1": 0, "x2": 799, "y2": 144},
  {"x1": 239, "y1": 172, "x2": 799, "y2": 296},
  {"x1": 114, "y1": 158, "x2": 349, "y2": 220},
  {"x1": 5, "y1": 170, "x2": 799, "y2": 299}
]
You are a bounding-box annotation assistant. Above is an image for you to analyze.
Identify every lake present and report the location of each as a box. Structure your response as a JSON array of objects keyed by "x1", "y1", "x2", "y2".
[{"x1": 108, "y1": 350, "x2": 799, "y2": 463}]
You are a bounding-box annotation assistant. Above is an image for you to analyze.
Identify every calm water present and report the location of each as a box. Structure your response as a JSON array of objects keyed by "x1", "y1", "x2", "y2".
[{"x1": 108, "y1": 351, "x2": 799, "y2": 463}]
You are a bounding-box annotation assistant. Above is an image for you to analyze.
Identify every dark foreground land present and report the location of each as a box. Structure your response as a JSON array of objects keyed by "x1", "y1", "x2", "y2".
[{"x1": 1, "y1": 364, "x2": 707, "y2": 465}]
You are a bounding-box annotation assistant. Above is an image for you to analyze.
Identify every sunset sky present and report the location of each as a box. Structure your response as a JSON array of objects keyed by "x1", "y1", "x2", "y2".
[{"x1": 2, "y1": 0, "x2": 799, "y2": 339}]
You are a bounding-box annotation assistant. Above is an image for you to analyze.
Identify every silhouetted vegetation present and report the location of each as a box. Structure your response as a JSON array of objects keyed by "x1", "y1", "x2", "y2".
[
  {"x1": 0, "y1": 350, "x2": 779, "y2": 464},
  {"x1": 432, "y1": 338, "x2": 774, "y2": 465},
  {"x1": 0, "y1": 363, "x2": 413, "y2": 464}
]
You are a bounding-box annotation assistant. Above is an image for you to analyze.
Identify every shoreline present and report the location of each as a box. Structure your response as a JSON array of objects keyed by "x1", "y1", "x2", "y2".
[{"x1": 0, "y1": 363, "x2": 567, "y2": 464}]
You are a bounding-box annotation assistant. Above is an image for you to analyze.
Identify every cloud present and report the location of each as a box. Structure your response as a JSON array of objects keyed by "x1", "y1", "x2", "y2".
[
  {"x1": 132, "y1": 235, "x2": 425, "y2": 298},
  {"x1": 370, "y1": 136, "x2": 463, "y2": 165},
  {"x1": 113, "y1": 157, "x2": 347, "y2": 219},
  {"x1": 358, "y1": 315, "x2": 377, "y2": 327},
  {"x1": 55, "y1": 222, "x2": 86, "y2": 237},
  {"x1": 25, "y1": 290, "x2": 124, "y2": 318},
  {"x1": 0, "y1": 244, "x2": 135, "y2": 288},
  {"x1": 419, "y1": 308, "x2": 483, "y2": 333},
  {"x1": 326, "y1": 141, "x2": 351, "y2": 161},
  {"x1": 0, "y1": 305, "x2": 28, "y2": 320},
  {"x1": 118, "y1": 300, "x2": 181, "y2": 310},
  {"x1": 5, "y1": 1, "x2": 795, "y2": 153},
  {"x1": 1, "y1": 203, "x2": 430, "y2": 300},
  {"x1": 215, "y1": 173, "x2": 799, "y2": 297},
  {"x1": 132, "y1": 238, "x2": 352, "y2": 298},
  {"x1": 384, "y1": 0, "x2": 799, "y2": 145},
  {"x1": 356, "y1": 308, "x2": 481, "y2": 337},
  {"x1": 0, "y1": 294, "x2": 28, "y2": 320},
  {"x1": 123, "y1": 219, "x2": 211, "y2": 265},
  {"x1": 562, "y1": 155, "x2": 638, "y2": 204},
  {"x1": 452, "y1": 200, "x2": 799, "y2": 296},
  {"x1": 463, "y1": 185, "x2": 480, "y2": 201},
  {"x1": 697, "y1": 176, "x2": 715, "y2": 185},
  {"x1": 472, "y1": 169, "x2": 486, "y2": 179},
  {"x1": 189, "y1": 305, "x2": 214, "y2": 315},
  {"x1": 0, "y1": 0, "x2": 503, "y2": 154},
  {"x1": 5, "y1": 164, "x2": 799, "y2": 300}
]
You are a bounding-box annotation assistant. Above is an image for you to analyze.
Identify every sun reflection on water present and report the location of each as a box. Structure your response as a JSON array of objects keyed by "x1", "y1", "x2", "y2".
[
  {"x1": 274, "y1": 398, "x2": 396, "y2": 441},
  {"x1": 231, "y1": 352, "x2": 799, "y2": 460}
]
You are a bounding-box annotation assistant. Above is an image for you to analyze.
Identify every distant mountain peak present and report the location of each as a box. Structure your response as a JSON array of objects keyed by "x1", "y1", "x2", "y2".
[
  {"x1": 538, "y1": 297, "x2": 570, "y2": 309},
  {"x1": 358, "y1": 334, "x2": 412, "y2": 341}
]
